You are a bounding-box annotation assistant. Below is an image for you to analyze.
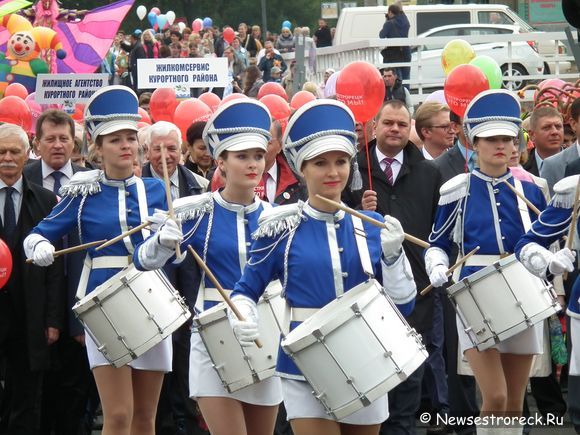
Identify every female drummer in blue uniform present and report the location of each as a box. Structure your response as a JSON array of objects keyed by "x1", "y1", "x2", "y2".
[
  {"x1": 228, "y1": 99, "x2": 417, "y2": 435},
  {"x1": 23, "y1": 86, "x2": 183, "y2": 435},
  {"x1": 135, "y1": 99, "x2": 282, "y2": 435},
  {"x1": 424, "y1": 90, "x2": 546, "y2": 434}
]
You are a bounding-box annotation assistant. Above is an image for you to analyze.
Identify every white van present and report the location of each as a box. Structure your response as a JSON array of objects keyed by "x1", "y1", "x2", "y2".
[{"x1": 333, "y1": 4, "x2": 567, "y2": 72}]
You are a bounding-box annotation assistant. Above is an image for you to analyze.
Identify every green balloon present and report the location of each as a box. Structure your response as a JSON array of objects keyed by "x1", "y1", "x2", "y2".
[{"x1": 469, "y1": 55, "x2": 503, "y2": 89}]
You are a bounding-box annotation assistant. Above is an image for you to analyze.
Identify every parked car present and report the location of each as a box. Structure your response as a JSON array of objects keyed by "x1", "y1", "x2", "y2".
[{"x1": 409, "y1": 24, "x2": 545, "y2": 91}]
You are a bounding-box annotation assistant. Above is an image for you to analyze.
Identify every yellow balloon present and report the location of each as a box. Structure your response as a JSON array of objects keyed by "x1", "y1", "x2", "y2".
[{"x1": 441, "y1": 39, "x2": 476, "y2": 76}]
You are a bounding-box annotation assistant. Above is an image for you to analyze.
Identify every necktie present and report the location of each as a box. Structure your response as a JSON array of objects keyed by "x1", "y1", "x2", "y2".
[
  {"x1": 3, "y1": 187, "x2": 16, "y2": 244},
  {"x1": 52, "y1": 171, "x2": 63, "y2": 195},
  {"x1": 260, "y1": 173, "x2": 269, "y2": 201},
  {"x1": 383, "y1": 157, "x2": 394, "y2": 186}
]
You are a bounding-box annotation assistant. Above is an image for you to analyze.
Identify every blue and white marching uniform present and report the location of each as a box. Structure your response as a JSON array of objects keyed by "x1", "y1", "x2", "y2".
[
  {"x1": 516, "y1": 175, "x2": 580, "y2": 374},
  {"x1": 427, "y1": 170, "x2": 546, "y2": 354},
  {"x1": 26, "y1": 170, "x2": 173, "y2": 370},
  {"x1": 171, "y1": 191, "x2": 282, "y2": 404}
]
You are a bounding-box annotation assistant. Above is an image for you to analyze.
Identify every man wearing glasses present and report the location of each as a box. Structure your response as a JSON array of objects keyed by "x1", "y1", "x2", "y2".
[{"x1": 414, "y1": 102, "x2": 455, "y2": 160}]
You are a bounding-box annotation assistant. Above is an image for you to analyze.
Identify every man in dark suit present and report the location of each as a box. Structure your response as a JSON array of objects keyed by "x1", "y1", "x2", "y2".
[
  {"x1": 0, "y1": 123, "x2": 64, "y2": 434},
  {"x1": 343, "y1": 100, "x2": 442, "y2": 434},
  {"x1": 143, "y1": 121, "x2": 208, "y2": 435},
  {"x1": 121, "y1": 29, "x2": 146, "y2": 93},
  {"x1": 23, "y1": 109, "x2": 92, "y2": 434},
  {"x1": 259, "y1": 120, "x2": 306, "y2": 205},
  {"x1": 523, "y1": 106, "x2": 564, "y2": 177}
]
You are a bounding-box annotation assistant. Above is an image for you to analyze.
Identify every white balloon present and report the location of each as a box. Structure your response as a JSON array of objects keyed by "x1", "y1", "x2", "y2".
[
  {"x1": 136, "y1": 5, "x2": 147, "y2": 21},
  {"x1": 177, "y1": 22, "x2": 186, "y2": 32},
  {"x1": 166, "y1": 11, "x2": 176, "y2": 25}
]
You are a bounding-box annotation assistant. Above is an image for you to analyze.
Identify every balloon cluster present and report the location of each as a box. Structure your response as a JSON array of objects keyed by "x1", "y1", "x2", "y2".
[
  {"x1": 517, "y1": 79, "x2": 580, "y2": 123},
  {"x1": 441, "y1": 39, "x2": 501, "y2": 117},
  {"x1": 136, "y1": 5, "x2": 176, "y2": 31}
]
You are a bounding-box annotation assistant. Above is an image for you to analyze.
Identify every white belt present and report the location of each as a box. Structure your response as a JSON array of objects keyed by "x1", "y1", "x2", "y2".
[
  {"x1": 205, "y1": 287, "x2": 232, "y2": 302},
  {"x1": 462, "y1": 254, "x2": 504, "y2": 267},
  {"x1": 290, "y1": 307, "x2": 319, "y2": 322},
  {"x1": 91, "y1": 256, "x2": 132, "y2": 269}
]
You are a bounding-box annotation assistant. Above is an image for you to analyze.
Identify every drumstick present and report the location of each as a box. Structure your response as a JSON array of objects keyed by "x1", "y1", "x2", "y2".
[
  {"x1": 95, "y1": 221, "x2": 151, "y2": 251},
  {"x1": 314, "y1": 194, "x2": 430, "y2": 249},
  {"x1": 160, "y1": 143, "x2": 181, "y2": 258},
  {"x1": 187, "y1": 246, "x2": 263, "y2": 349},
  {"x1": 501, "y1": 180, "x2": 540, "y2": 216},
  {"x1": 564, "y1": 177, "x2": 580, "y2": 279},
  {"x1": 26, "y1": 239, "x2": 108, "y2": 264},
  {"x1": 420, "y1": 246, "x2": 480, "y2": 296}
]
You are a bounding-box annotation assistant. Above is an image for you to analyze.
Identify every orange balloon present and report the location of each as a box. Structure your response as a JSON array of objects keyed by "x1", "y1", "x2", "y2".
[
  {"x1": 220, "y1": 93, "x2": 248, "y2": 106},
  {"x1": 72, "y1": 104, "x2": 85, "y2": 122},
  {"x1": 4, "y1": 83, "x2": 28, "y2": 99},
  {"x1": 0, "y1": 238, "x2": 12, "y2": 290},
  {"x1": 290, "y1": 90, "x2": 316, "y2": 110},
  {"x1": 150, "y1": 88, "x2": 178, "y2": 122},
  {"x1": 199, "y1": 92, "x2": 221, "y2": 112},
  {"x1": 173, "y1": 99, "x2": 212, "y2": 139},
  {"x1": 258, "y1": 82, "x2": 288, "y2": 101},
  {"x1": 260, "y1": 94, "x2": 290, "y2": 121},
  {"x1": 0, "y1": 96, "x2": 31, "y2": 128},
  {"x1": 138, "y1": 107, "x2": 152, "y2": 124}
]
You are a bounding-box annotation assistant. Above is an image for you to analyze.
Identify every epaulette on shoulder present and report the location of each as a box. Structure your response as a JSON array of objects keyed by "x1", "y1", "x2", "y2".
[
  {"x1": 438, "y1": 173, "x2": 469, "y2": 205},
  {"x1": 252, "y1": 201, "x2": 304, "y2": 239},
  {"x1": 59, "y1": 170, "x2": 102, "y2": 197},
  {"x1": 551, "y1": 175, "x2": 580, "y2": 209},
  {"x1": 173, "y1": 192, "x2": 213, "y2": 221}
]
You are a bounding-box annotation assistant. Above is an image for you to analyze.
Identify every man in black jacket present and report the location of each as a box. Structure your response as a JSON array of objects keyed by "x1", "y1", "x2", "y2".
[
  {"x1": 343, "y1": 100, "x2": 442, "y2": 434},
  {"x1": 0, "y1": 123, "x2": 64, "y2": 434},
  {"x1": 143, "y1": 121, "x2": 208, "y2": 435},
  {"x1": 122, "y1": 29, "x2": 146, "y2": 93}
]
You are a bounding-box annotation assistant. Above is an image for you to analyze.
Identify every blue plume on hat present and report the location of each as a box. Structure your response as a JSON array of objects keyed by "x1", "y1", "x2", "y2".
[
  {"x1": 283, "y1": 99, "x2": 357, "y2": 174},
  {"x1": 464, "y1": 89, "x2": 521, "y2": 143},
  {"x1": 84, "y1": 85, "x2": 141, "y2": 140},
  {"x1": 203, "y1": 99, "x2": 272, "y2": 159}
]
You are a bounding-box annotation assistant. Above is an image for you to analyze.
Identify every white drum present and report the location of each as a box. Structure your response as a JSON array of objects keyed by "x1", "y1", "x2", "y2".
[
  {"x1": 73, "y1": 265, "x2": 191, "y2": 368},
  {"x1": 448, "y1": 254, "x2": 561, "y2": 351},
  {"x1": 193, "y1": 281, "x2": 285, "y2": 393},
  {"x1": 281, "y1": 279, "x2": 427, "y2": 421}
]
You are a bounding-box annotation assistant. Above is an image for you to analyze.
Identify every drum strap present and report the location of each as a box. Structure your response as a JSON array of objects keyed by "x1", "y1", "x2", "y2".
[
  {"x1": 352, "y1": 216, "x2": 374, "y2": 277},
  {"x1": 135, "y1": 177, "x2": 151, "y2": 241},
  {"x1": 514, "y1": 178, "x2": 532, "y2": 232},
  {"x1": 75, "y1": 254, "x2": 132, "y2": 300},
  {"x1": 204, "y1": 287, "x2": 232, "y2": 302}
]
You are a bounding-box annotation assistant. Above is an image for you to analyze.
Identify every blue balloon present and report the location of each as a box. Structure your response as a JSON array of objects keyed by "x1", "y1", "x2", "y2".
[
  {"x1": 147, "y1": 11, "x2": 157, "y2": 28},
  {"x1": 203, "y1": 17, "x2": 213, "y2": 28},
  {"x1": 156, "y1": 14, "x2": 168, "y2": 30},
  {"x1": 282, "y1": 20, "x2": 292, "y2": 30}
]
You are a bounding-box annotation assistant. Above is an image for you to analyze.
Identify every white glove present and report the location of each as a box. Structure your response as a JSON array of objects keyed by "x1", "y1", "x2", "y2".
[
  {"x1": 381, "y1": 215, "x2": 405, "y2": 261},
  {"x1": 158, "y1": 218, "x2": 182, "y2": 249},
  {"x1": 519, "y1": 242, "x2": 555, "y2": 278},
  {"x1": 548, "y1": 248, "x2": 576, "y2": 276},
  {"x1": 429, "y1": 264, "x2": 449, "y2": 288},
  {"x1": 146, "y1": 210, "x2": 169, "y2": 232},
  {"x1": 228, "y1": 295, "x2": 259, "y2": 347},
  {"x1": 23, "y1": 233, "x2": 55, "y2": 267}
]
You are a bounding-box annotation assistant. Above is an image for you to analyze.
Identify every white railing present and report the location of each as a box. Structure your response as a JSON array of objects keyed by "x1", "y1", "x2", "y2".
[{"x1": 282, "y1": 31, "x2": 578, "y2": 104}]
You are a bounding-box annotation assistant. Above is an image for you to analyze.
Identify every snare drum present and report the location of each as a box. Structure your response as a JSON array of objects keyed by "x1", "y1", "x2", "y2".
[
  {"x1": 281, "y1": 279, "x2": 427, "y2": 421},
  {"x1": 193, "y1": 281, "x2": 285, "y2": 393},
  {"x1": 448, "y1": 254, "x2": 561, "y2": 351},
  {"x1": 73, "y1": 265, "x2": 191, "y2": 368}
]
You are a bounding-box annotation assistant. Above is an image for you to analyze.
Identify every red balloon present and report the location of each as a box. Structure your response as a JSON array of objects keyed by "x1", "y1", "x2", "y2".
[
  {"x1": 444, "y1": 64, "x2": 489, "y2": 118},
  {"x1": 138, "y1": 107, "x2": 152, "y2": 124},
  {"x1": 151, "y1": 7, "x2": 160, "y2": 15},
  {"x1": 72, "y1": 104, "x2": 85, "y2": 123},
  {"x1": 173, "y1": 99, "x2": 212, "y2": 139},
  {"x1": 5, "y1": 83, "x2": 28, "y2": 100},
  {"x1": 260, "y1": 94, "x2": 290, "y2": 121},
  {"x1": 192, "y1": 19, "x2": 202, "y2": 33},
  {"x1": 137, "y1": 121, "x2": 150, "y2": 129},
  {"x1": 223, "y1": 27, "x2": 235, "y2": 44},
  {"x1": 150, "y1": 88, "x2": 179, "y2": 122},
  {"x1": 336, "y1": 61, "x2": 385, "y2": 123},
  {"x1": 0, "y1": 96, "x2": 31, "y2": 128},
  {"x1": 25, "y1": 93, "x2": 41, "y2": 133},
  {"x1": 210, "y1": 167, "x2": 225, "y2": 192},
  {"x1": 199, "y1": 92, "x2": 221, "y2": 112},
  {"x1": 220, "y1": 93, "x2": 248, "y2": 106},
  {"x1": 0, "y1": 238, "x2": 12, "y2": 290},
  {"x1": 533, "y1": 79, "x2": 568, "y2": 103},
  {"x1": 290, "y1": 90, "x2": 316, "y2": 110},
  {"x1": 257, "y1": 82, "x2": 288, "y2": 101}
]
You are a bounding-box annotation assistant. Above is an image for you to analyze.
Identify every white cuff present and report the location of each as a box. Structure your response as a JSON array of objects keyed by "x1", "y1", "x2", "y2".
[
  {"x1": 23, "y1": 233, "x2": 49, "y2": 260},
  {"x1": 381, "y1": 252, "x2": 417, "y2": 305},
  {"x1": 424, "y1": 247, "x2": 450, "y2": 276}
]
